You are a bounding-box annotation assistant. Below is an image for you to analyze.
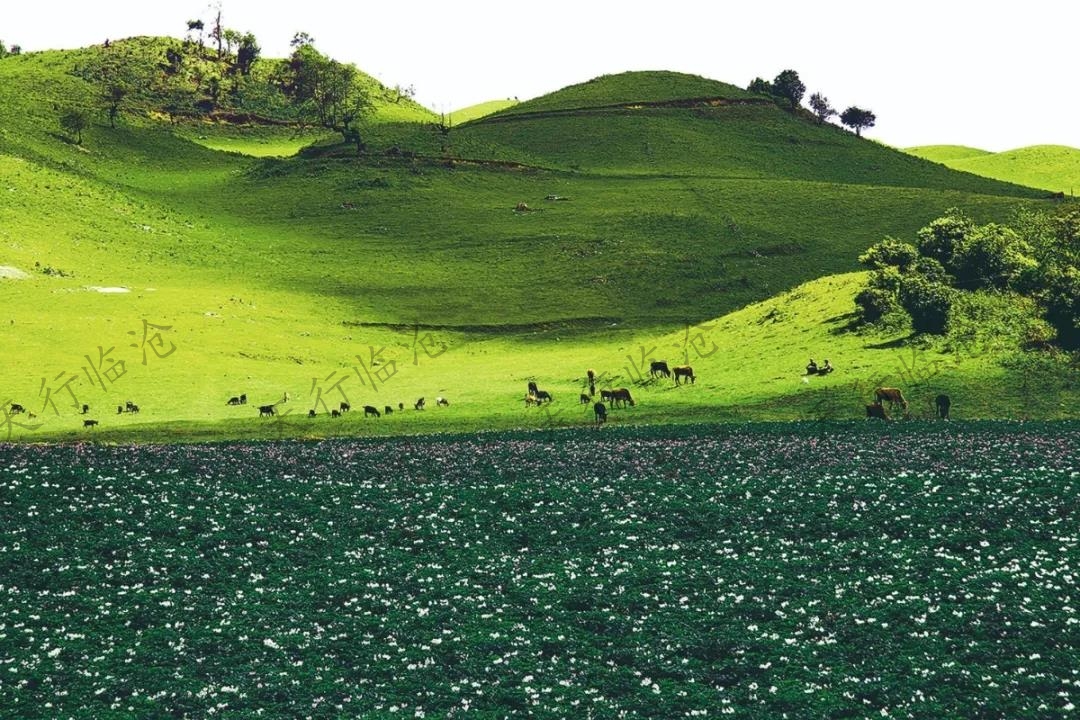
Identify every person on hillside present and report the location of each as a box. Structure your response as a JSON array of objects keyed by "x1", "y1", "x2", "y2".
[
  {"x1": 806, "y1": 359, "x2": 818, "y2": 375},
  {"x1": 821, "y1": 359, "x2": 833, "y2": 374}
]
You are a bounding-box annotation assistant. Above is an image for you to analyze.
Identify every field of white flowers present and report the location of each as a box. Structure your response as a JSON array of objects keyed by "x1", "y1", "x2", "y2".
[{"x1": 1, "y1": 422, "x2": 1077, "y2": 718}]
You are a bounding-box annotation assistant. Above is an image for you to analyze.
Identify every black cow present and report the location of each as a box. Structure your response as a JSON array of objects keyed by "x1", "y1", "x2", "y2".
[
  {"x1": 579, "y1": 393, "x2": 591, "y2": 404},
  {"x1": 935, "y1": 394, "x2": 951, "y2": 420},
  {"x1": 364, "y1": 405, "x2": 381, "y2": 418},
  {"x1": 84, "y1": 419, "x2": 99, "y2": 428},
  {"x1": 259, "y1": 405, "x2": 275, "y2": 417},
  {"x1": 340, "y1": 402, "x2": 351, "y2": 413},
  {"x1": 594, "y1": 402, "x2": 607, "y2": 426},
  {"x1": 414, "y1": 398, "x2": 426, "y2": 410},
  {"x1": 384, "y1": 405, "x2": 394, "y2": 415},
  {"x1": 866, "y1": 402, "x2": 889, "y2": 421},
  {"x1": 650, "y1": 360, "x2": 671, "y2": 378},
  {"x1": 308, "y1": 409, "x2": 316, "y2": 418}
]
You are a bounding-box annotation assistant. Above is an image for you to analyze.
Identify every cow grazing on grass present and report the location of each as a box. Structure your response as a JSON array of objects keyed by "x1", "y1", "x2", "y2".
[
  {"x1": 81, "y1": 404, "x2": 89, "y2": 414},
  {"x1": 398, "y1": 402, "x2": 404, "y2": 411},
  {"x1": 594, "y1": 402, "x2": 608, "y2": 426},
  {"x1": 259, "y1": 405, "x2": 275, "y2": 417},
  {"x1": 340, "y1": 402, "x2": 351, "y2": 413},
  {"x1": 436, "y1": 397, "x2": 449, "y2": 407},
  {"x1": 117, "y1": 405, "x2": 124, "y2": 415},
  {"x1": 308, "y1": 409, "x2": 316, "y2": 418},
  {"x1": 611, "y1": 388, "x2": 635, "y2": 408},
  {"x1": 125, "y1": 400, "x2": 136, "y2": 412},
  {"x1": 874, "y1": 387, "x2": 908, "y2": 411},
  {"x1": 128, "y1": 404, "x2": 140, "y2": 414},
  {"x1": 364, "y1": 405, "x2": 381, "y2": 418},
  {"x1": 227, "y1": 396, "x2": 242, "y2": 406},
  {"x1": 240, "y1": 394, "x2": 247, "y2": 405},
  {"x1": 534, "y1": 390, "x2": 553, "y2": 404},
  {"x1": 580, "y1": 393, "x2": 591, "y2": 404},
  {"x1": 673, "y1": 366, "x2": 696, "y2": 385},
  {"x1": 935, "y1": 394, "x2": 951, "y2": 420},
  {"x1": 866, "y1": 402, "x2": 889, "y2": 420},
  {"x1": 650, "y1": 360, "x2": 671, "y2": 378},
  {"x1": 384, "y1": 405, "x2": 393, "y2": 415},
  {"x1": 84, "y1": 419, "x2": 99, "y2": 428},
  {"x1": 331, "y1": 409, "x2": 341, "y2": 418},
  {"x1": 600, "y1": 389, "x2": 616, "y2": 404},
  {"x1": 9, "y1": 403, "x2": 25, "y2": 415},
  {"x1": 414, "y1": 398, "x2": 426, "y2": 410}
]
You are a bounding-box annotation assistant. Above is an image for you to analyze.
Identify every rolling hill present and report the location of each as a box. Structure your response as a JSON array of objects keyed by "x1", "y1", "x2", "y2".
[
  {"x1": 907, "y1": 144, "x2": 1080, "y2": 195},
  {"x1": 0, "y1": 41, "x2": 1073, "y2": 440}
]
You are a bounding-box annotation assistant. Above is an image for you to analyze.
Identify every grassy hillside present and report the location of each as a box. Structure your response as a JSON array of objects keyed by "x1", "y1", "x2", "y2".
[
  {"x1": 449, "y1": 99, "x2": 518, "y2": 125},
  {"x1": 485, "y1": 71, "x2": 759, "y2": 118},
  {"x1": 0, "y1": 51, "x2": 1072, "y2": 441},
  {"x1": 908, "y1": 144, "x2": 1080, "y2": 194}
]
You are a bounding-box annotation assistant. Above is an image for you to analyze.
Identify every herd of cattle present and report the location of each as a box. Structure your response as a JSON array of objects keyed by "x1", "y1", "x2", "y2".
[{"x1": 5, "y1": 360, "x2": 953, "y2": 431}]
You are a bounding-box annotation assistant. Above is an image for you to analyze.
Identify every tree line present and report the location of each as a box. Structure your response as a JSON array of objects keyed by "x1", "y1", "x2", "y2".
[{"x1": 748, "y1": 69, "x2": 875, "y2": 137}]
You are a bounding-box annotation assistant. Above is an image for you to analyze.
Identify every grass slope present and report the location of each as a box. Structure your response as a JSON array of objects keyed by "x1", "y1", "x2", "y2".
[
  {"x1": 0, "y1": 54, "x2": 1071, "y2": 441},
  {"x1": 908, "y1": 144, "x2": 1080, "y2": 194},
  {"x1": 448, "y1": 99, "x2": 518, "y2": 125}
]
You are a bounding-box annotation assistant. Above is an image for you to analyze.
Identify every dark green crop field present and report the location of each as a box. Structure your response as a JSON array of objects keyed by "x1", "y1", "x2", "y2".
[{"x1": 2, "y1": 422, "x2": 1077, "y2": 718}]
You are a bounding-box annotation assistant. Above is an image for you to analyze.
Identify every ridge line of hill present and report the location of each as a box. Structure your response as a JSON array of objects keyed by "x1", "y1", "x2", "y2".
[{"x1": 468, "y1": 96, "x2": 773, "y2": 126}]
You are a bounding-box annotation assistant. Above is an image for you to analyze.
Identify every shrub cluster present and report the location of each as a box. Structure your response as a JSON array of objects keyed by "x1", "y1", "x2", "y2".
[{"x1": 855, "y1": 207, "x2": 1080, "y2": 348}]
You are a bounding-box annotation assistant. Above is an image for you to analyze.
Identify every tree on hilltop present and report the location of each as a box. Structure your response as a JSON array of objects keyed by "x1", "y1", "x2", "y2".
[
  {"x1": 840, "y1": 106, "x2": 876, "y2": 136},
  {"x1": 772, "y1": 69, "x2": 805, "y2": 111},
  {"x1": 808, "y1": 92, "x2": 835, "y2": 124},
  {"x1": 747, "y1": 77, "x2": 772, "y2": 95}
]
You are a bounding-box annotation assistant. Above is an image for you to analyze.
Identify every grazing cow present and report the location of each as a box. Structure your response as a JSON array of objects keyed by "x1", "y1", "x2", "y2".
[
  {"x1": 308, "y1": 409, "x2": 316, "y2": 418},
  {"x1": 227, "y1": 396, "x2": 242, "y2": 406},
  {"x1": 650, "y1": 360, "x2": 671, "y2": 378},
  {"x1": 600, "y1": 389, "x2": 616, "y2": 404},
  {"x1": 27, "y1": 412, "x2": 37, "y2": 420},
  {"x1": 117, "y1": 405, "x2": 124, "y2": 415},
  {"x1": 84, "y1": 419, "x2": 99, "y2": 428},
  {"x1": 436, "y1": 397, "x2": 449, "y2": 407},
  {"x1": 125, "y1": 400, "x2": 136, "y2": 412},
  {"x1": 594, "y1": 402, "x2": 608, "y2": 426},
  {"x1": 875, "y1": 387, "x2": 908, "y2": 411},
  {"x1": 673, "y1": 366, "x2": 696, "y2": 385},
  {"x1": 527, "y1": 381, "x2": 539, "y2": 396},
  {"x1": 9, "y1": 403, "x2": 25, "y2": 414},
  {"x1": 259, "y1": 405, "x2": 275, "y2": 417},
  {"x1": 81, "y1": 404, "x2": 89, "y2": 414},
  {"x1": 534, "y1": 389, "x2": 553, "y2": 404},
  {"x1": 331, "y1": 409, "x2": 341, "y2": 418},
  {"x1": 866, "y1": 402, "x2": 889, "y2": 421},
  {"x1": 128, "y1": 404, "x2": 140, "y2": 414},
  {"x1": 240, "y1": 394, "x2": 247, "y2": 405},
  {"x1": 340, "y1": 402, "x2": 351, "y2": 413},
  {"x1": 398, "y1": 402, "x2": 404, "y2": 411},
  {"x1": 611, "y1": 388, "x2": 635, "y2": 408},
  {"x1": 935, "y1": 394, "x2": 951, "y2": 420},
  {"x1": 580, "y1": 393, "x2": 591, "y2": 404},
  {"x1": 364, "y1": 405, "x2": 381, "y2": 418},
  {"x1": 415, "y1": 398, "x2": 426, "y2": 410},
  {"x1": 384, "y1": 405, "x2": 393, "y2": 415}
]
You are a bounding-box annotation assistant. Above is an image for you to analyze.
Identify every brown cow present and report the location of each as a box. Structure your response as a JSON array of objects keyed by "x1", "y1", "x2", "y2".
[
  {"x1": 611, "y1": 388, "x2": 635, "y2": 408},
  {"x1": 673, "y1": 366, "x2": 696, "y2": 385},
  {"x1": 874, "y1": 387, "x2": 907, "y2": 411},
  {"x1": 866, "y1": 402, "x2": 889, "y2": 420}
]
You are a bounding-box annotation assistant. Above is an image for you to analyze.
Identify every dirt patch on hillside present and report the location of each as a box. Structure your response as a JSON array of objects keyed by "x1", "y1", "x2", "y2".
[{"x1": 0, "y1": 266, "x2": 30, "y2": 279}]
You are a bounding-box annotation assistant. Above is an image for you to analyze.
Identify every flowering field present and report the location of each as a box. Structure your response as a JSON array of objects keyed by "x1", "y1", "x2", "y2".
[{"x1": 1, "y1": 422, "x2": 1078, "y2": 719}]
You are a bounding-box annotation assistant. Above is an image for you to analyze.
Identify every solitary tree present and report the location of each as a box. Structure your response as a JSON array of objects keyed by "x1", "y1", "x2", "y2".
[
  {"x1": 60, "y1": 108, "x2": 89, "y2": 144},
  {"x1": 235, "y1": 33, "x2": 260, "y2": 76},
  {"x1": 808, "y1": 92, "x2": 835, "y2": 124},
  {"x1": 840, "y1": 106, "x2": 876, "y2": 136},
  {"x1": 771, "y1": 69, "x2": 805, "y2": 110}
]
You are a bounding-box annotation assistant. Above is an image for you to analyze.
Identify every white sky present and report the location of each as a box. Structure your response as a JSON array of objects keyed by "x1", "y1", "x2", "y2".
[{"x1": 5, "y1": 1, "x2": 1077, "y2": 151}]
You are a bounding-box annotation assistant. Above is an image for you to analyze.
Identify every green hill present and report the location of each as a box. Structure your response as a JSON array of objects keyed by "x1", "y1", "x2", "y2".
[
  {"x1": 0, "y1": 49, "x2": 1072, "y2": 440},
  {"x1": 448, "y1": 99, "x2": 518, "y2": 125},
  {"x1": 908, "y1": 144, "x2": 1080, "y2": 194}
]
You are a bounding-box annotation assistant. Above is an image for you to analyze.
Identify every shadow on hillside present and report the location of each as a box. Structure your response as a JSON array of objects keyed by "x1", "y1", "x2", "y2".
[{"x1": 864, "y1": 336, "x2": 913, "y2": 350}]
